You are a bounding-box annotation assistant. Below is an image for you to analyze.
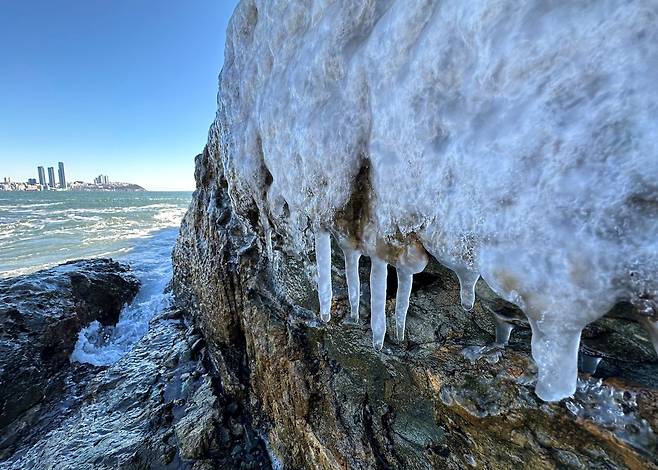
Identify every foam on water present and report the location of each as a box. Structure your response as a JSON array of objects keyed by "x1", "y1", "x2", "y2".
[
  {"x1": 0, "y1": 191, "x2": 191, "y2": 366},
  {"x1": 0, "y1": 191, "x2": 191, "y2": 278},
  {"x1": 70, "y1": 228, "x2": 178, "y2": 366}
]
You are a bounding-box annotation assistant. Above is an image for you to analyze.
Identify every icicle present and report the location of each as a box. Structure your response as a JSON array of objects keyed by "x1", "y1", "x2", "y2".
[
  {"x1": 395, "y1": 271, "x2": 413, "y2": 341},
  {"x1": 265, "y1": 227, "x2": 273, "y2": 260},
  {"x1": 579, "y1": 354, "x2": 602, "y2": 374},
  {"x1": 493, "y1": 313, "x2": 514, "y2": 346},
  {"x1": 393, "y1": 243, "x2": 428, "y2": 341},
  {"x1": 529, "y1": 317, "x2": 583, "y2": 401},
  {"x1": 456, "y1": 269, "x2": 479, "y2": 311},
  {"x1": 314, "y1": 231, "x2": 332, "y2": 322},
  {"x1": 342, "y1": 247, "x2": 361, "y2": 321},
  {"x1": 638, "y1": 316, "x2": 658, "y2": 355},
  {"x1": 370, "y1": 257, "x2": 388, "y2": 351}
]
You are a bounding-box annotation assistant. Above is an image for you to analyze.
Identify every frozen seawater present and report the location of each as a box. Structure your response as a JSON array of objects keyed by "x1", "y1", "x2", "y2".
[
  {"x1": 369, "y1": 257, "x2": 388, "y2": 350},
  {"x1": 493, "y1": 313, "x2": 514, "y2": 346},
  {"x1": 342, "y1": 246, "x2": 361, "y2": 322},
  {"x1": 314, "y1": 231, "x2": 333, "y2": 322},
  {"x1": 565, "y1": 378, "x2": 656, "y2": 452},
  {"x1": 218, "y1": 0, "x2": 658, "y2": 401},
  {"x1": 395, "y1": 271, "x2": 413, "y2": 341}
]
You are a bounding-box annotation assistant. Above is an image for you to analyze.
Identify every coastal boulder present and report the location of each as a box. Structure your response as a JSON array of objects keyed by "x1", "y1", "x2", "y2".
[{"x1": 0, "y1": 259, "x2": 140, "y2": 456}]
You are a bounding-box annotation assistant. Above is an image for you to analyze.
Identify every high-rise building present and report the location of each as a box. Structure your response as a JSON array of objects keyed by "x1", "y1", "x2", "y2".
[
  {"x1": 95, "y1": 174, "x2": 110, "y2": 185},
  {"x1": 47, "y1": 167, "x2": 56, "y2": 188},
  {"x1": 27, "y1": 178, "x2": 37, "y2": 185},
  {"x1": 37, "y1": 166, "x2": 46, "y2": 187},
  {"x1": 58, "y1": 162, "x2": 67, "y2": 189}
]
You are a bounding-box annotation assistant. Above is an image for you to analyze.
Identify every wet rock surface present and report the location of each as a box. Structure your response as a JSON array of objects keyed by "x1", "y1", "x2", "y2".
[
  {"x1": 0, "y1": 259, "x2": 140, "y2": 452},
  {"x1": 1, "y1": 259, "x2": 271, "y2": 469},
  {"x1": 173, "y1": 148, "x2": 658, "y2": 469}
]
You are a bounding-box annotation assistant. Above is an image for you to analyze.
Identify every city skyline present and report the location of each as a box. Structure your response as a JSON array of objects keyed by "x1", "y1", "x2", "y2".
[
  {"x1": 0, "y1": 1, "x2": 238, "y2": 191},
  {"x1": 10, "y1": 162, "x2": 67, "y2": 188},
  {"x1": 37, "y1": 166, "x2": 46, "y2": 187},
  {"x1": 58, "y1": 162, "x2": 66, "y2": 189},
  {"x1": 3, "y1": 162, "x2": 135, "y2": 190},
  {"x1": 0, "y1": 161, "x2": 154, "y2": 192},
  {"x1": 47, "y1": 167, "x2": 56, "y2": 188},
  {"x1": 2, "y1": 161, "x2": 154, "y2": 189}
]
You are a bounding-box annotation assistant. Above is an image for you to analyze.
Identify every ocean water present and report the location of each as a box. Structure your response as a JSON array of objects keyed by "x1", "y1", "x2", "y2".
[
  {"x1": 0, "y1": 191, "x2": 191, "y2": 277},
  {"x1": 0, "y1": 191, "x2": 192, "y2": 365}
]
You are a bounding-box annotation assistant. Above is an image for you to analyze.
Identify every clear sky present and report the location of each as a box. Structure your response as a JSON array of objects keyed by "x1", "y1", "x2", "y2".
[{"x1": 0, "y1": 1, "x2": 239, "y2": 191}]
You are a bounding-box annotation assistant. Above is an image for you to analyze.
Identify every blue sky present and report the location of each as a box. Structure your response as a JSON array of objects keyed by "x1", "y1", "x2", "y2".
[{"x1": 0, "y1": 0, "x2": 239, "y2": 191}]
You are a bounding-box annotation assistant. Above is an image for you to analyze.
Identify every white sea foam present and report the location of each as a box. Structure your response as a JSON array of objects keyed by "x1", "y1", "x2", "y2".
[{"x1": 70, "y1": 228, "x2": 178, "y2": 366}]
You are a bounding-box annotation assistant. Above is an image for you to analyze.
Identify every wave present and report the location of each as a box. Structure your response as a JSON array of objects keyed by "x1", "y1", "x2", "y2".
[
  {"x1": 70, "y1": 228, "x2": 178, "y2": 366},
  {"x1": 0, "y1": 202, "x2": 65, "y2": 210}
]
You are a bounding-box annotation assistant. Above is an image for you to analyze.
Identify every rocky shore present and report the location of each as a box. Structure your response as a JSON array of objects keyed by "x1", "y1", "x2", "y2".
[
  {"x1": 1, "y1": 175, "x2": 655, "y2": 470},
  {"x1": 0, "y1": 258, "x2": 140, "y2": 455},
  {"x1": 0, "y1": 259, "x2": 271, "y2": 469},
  {"x1": 172, "y1": 148, "x2": 658, "y2": 469},
  {"x1": 168, "y1": 1, "x2": 658, "y2": 468}
]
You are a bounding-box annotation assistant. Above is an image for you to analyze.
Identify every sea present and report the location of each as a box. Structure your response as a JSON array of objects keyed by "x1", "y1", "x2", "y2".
[{"x1": 0, "y1": 190, "x2": 192, "y2": 365}]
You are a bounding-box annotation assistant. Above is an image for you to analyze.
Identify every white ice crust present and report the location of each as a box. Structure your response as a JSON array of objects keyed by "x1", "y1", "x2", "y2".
[{"x1": 218, "y1": 0, "x2": 658, "y2": 401}]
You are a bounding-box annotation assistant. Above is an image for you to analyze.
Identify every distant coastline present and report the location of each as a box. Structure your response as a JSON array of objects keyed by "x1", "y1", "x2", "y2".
[
  {"x1": 70, "y1": 182, "x2": 146, "y2": 192},
  {"x1": 0, "y1": 181, "x2": 146, "y2": 192},
  {"x1": 2, "y1": 163, "x2": 146, "y2": 192},
  {"x1": 0, "y1": 190, "x2": 190, "y2": 278}
]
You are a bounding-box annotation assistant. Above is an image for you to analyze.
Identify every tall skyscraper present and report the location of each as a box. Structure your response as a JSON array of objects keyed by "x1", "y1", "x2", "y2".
[
  {"x1": 47, "y1": 167, "x2": 56, "y2": 188},
  {"x1": 95, "y1": 174, "x2": 110, "y2": 185},
  {"x1": 37, "y1": 166, "x2": 46, "y2": 187},
  {"x1": 58, "y1": 162, "x2": 66, "y2": 189}
]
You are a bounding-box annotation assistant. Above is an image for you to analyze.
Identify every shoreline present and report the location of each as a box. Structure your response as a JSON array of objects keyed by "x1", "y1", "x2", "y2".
[{"x1": 0, "y1": 258, "x2": 271, "y2": 469}]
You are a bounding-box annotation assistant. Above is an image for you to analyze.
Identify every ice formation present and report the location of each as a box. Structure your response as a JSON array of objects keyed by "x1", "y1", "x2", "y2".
[
  {"x1": 314, "y1": 231, "x2": 333, "y2": 322},
  {"x1": 369, "y1": 257, "x2": 388, "y2": 350},
  {"x1": 341, "y1": 246, "x2": 361, "y2": 321},
  {"x1": 565, "y1": 378, "x2": 655, "y2": 450},
  {"x1": 492, "y1": 313, "x2": 515, "y2": 346},
  {"x1": 579, "y1": 355, "x2": 603, "y2": 375},
  {"x1": 218, "y1": 0, "x2": 658, "y2": 401}
]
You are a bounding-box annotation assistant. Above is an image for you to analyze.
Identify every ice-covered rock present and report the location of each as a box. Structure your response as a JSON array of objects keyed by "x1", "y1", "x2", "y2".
[{"x1": 218, "y1": 0, "x2": 658, "y2": 401}]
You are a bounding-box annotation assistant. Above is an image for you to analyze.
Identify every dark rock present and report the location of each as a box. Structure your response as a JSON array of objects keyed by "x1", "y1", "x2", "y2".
[
  {"x1": 190, "y1": 338, "x2": 205, "y2": 355},
  {"x1": 230, "y1": 422, "x2": 244, "y2": 437},
  {"x1": 175, "y1": 378, "x2": 221, "y2": 460},
  {"x1": 1, "y1": 303, "x2": 270, "y2": 469},
  {"x1": 226, "y1": 401, "x2": 239, "y2": 416},
  {"x1": 172, "y1": 148, "x2": 658, "y2": 469},
  {"x1": 0, "y1": 259, "x2": 139, "y2": 457},
  {"x1": 1, "y1": 259, "x2": 272, "y2": 469},
  {"x1": 231, "y1": 444, "x2": 243, "y2": 457}
]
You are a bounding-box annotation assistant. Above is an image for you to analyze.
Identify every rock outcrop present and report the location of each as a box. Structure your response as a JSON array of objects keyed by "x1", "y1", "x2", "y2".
[
  {"x1": 216, "y1": 0, "x2": 658, "y2": 403},
  {"x1": 173, "y1": 146, "x2": 658, "y2": 468},
  {"x1": 0, "y1": 258, "x2": 140, "y2": 453},
  {"x1": 179, "y1": 1, "x2": 657, "y2": 467},
  {"x1": 1, "y1": 260, "x2": 270, "y2": 469}
]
